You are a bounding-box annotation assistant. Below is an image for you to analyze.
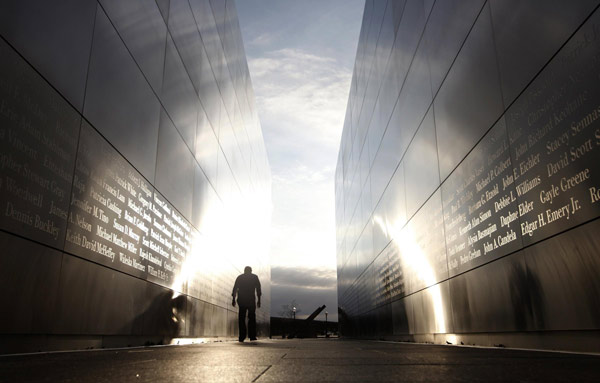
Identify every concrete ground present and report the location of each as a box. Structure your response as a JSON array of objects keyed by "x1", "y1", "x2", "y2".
[{"x1": 1, "y1": 338, "x2": 599, "y2": 382}]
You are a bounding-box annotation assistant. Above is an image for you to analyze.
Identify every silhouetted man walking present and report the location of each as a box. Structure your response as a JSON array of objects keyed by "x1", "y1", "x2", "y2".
[{"x1": 232, "y1": 266, "x2": 261, "y2": 342}]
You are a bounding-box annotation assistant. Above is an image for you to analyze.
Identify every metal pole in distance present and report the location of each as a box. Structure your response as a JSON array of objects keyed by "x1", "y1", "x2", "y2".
[
  {"x1": 325, "y1": 311, "x2": 328, "y2": 338},
  {"x1": 292, "y1": 307, "x2": 296, "y2": 337}
]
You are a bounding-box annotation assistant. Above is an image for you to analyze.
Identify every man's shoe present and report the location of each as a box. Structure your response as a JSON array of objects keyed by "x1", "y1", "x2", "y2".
[
  {"x1": 238, "y1": 339, "x2": 245, "y2": 342},
  {"x1": 250, "y1": 338, "x2": 257, "y2": 341}
]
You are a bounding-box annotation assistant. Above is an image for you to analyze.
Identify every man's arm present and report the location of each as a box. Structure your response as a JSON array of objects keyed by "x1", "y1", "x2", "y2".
[
  {"x1": 256, "y1": 276, "x2": 262, "y2": 308},
  {"x1": 231, "y1": 277, "x2": 239, "y2": 307}
]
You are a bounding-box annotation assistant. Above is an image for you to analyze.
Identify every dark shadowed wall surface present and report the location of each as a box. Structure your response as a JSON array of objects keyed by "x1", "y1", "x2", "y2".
[
  {"x1": 335, "y1": 0, "x2": 600, "y2": 352},
  {"x1": 0, "y1": 0, "x2": 271, "y2": 353}
]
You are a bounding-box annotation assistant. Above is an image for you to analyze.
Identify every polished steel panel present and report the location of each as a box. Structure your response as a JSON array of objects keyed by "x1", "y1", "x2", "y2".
[
  {"x1": 221, "y1": 2, "x2": 240, "y2": 70},
  {"x1": 227, "y1": 309, "x2": 238, "y2": 338},
  {"x1": 368, "y1": 143, "x2": 393, "y2": 216},
  {"x1": 190, "y1": 0, "x2": 226, "y2": 128},
  {"x1": 402, "y1": 189, "x2": 447, "y2": 294},
  {"x1": 441, "y1": 118, "x2": 524, "y2": 277},
  {"x1": 65, "y1": 122, "x2": 148, "y2": 279},
  {"x1": 155, "y1": 108, "x2": 194, "y2": 220},
  {"x1": 198, "y1": 299, "x2": 214, "y2": 337},
  {"x1": 209, "y1": 0, "x2": 227, "y2": 38},
  {"x1": 54, "y1": 254, "x2": 148, "y2": 335},
  {"x1": 186, "y1": 230, "x2": 214, "y2": 302},
  {"x1": 409, "y1": 280, "x2": 453, "y2": 334},
  {"x1": 353, "y1": 0, "x2": 371, "y2": 101},
  {"x1": 424, "y1": 0, "x2": 486, "y2": 95},
  {"x1": 356, "y1": 102, "x2": 375, "y2": 166},
  {"x1": 142, "y1": 281, "x2": 185, "y2": 337},
  {"x1": 192, "y1": 50, "x2": 220, "y2": 132},
  {"x1": 195, "y1": 106, "x2": 219, "y2": 186},
  {"x1": 523, "y1": 219, "x2": 600, "y2": 331},
  {"x1": 156, "y1": 0, "x2": 170, "y2": 25},
  {"x1": 372, "y1": 100, "x2": 406, "y2": 200},
  {"x1": 192, "y1": 162, "x2": 209, "y2": 230},
  {"x1": 215, "y1": 143, "x2": 232, "y2": 200},
  {"x1": 211, "y1": 305, "x2": 228, "y2": 337},
  {"x1": 168, "y1": 0, "x2": 213, "y2": 97},
  {"x1": 83, "y1": 6, "x2": 160, "y2": 182},
  {"x1": 361, "y1": 261, "x2": 376, "y2": 313},
  {"x1": 434, "y1": 3, "x2": 503, "y2": 181},
  {"x1": 386, "y1": 242, "x2": 407, "y2": 302},
  {"x1": 176, "y1": 294, "x2": 190, "y2": 337},
  {"x1": 375, "y1": 74, "x2": 399, "y2": 151},
  {"x1": 0, "y1": 0, "x2": 96, "y2": 111},
  {"x1": 218, "y1": 115, "x2": 237, "y2": 173},
  {"x1": 344, "y1": 252, "x2": 359, "y2": 294},
  {"x1": 360, "y1": 173, "x2": 373, "y2": 225},
  {"x1": 391, "y1": 296, "x2": 411, "y2": 335},
  {"x1": 99, "y1": 0, "x2": 167, "y2": 94},
  {"x1": 356, "y1": 220, "x2": 375, "y2": 273},
  {"x1": 389, "y1": 0, "x2": 427, "y2": 93},
  {"x1": 373, "y1": 248, "x2": 393, "y2": 308},
  {"x1": 219, "y1": 71, "x2": 236, "y2": 121},
  {"x1": 424, "y1": 0, "x2": 434, "y2": 15},
  {"x1": 394, "y1": 42, "x2": 433, "y2": 158},
  {"x1": 489, "y1": 0, "x2": 599, "y2": 106},
  {"x1": 403, "y1": 107, "x2": 440, "y2": 218},
  {"x1": 355, "y1": 1, "x2": 385, "y2": 133},
  {"x1": 373, "y1": 2, "x2": 395, "y2": 91},
  {"x1": 147, "y1": 189, "x2": 190, "y2": 290},
  {"x1": 192, "y1": 0, "x2": 219, "y2": 58},
  {"x1": 189, "y1": 298, "x2": 213, "y2": 337},
  {"x1": 372, "y1": 165, "x2": 406, "y2": 255},
  {"x1": 505, "y1": 9, "x2": 600, "y2": 246},
  {"x1": 449, "y1": 251, "x2": 529, "y2": 333},
  {"x1": 185, "y1": 297, "x2": 200, "y2": 337},
  {"x1": 0, "y1": 38, "x2": 80, "y2": 248},
  {"x1": 161, "y1": 33, "x2": 199, "y2": 151},
  {"x1": 66, "y1": 121, "x2": 194, "y2": 290},
  {"x1": 391, "y1": 0, "x2": 407, "y2": 38},
  {"x1": 0, "y1": 232, "x2": 61, "y2": 334}
]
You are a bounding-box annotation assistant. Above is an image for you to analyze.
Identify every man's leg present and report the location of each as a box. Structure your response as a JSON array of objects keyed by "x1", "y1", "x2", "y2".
[
  {"x1": 238, "y1": 306, "x2": 248, "y2": 341},
  {"x1": 248, "y1": 306, "x2": 257, "y2": 340}
]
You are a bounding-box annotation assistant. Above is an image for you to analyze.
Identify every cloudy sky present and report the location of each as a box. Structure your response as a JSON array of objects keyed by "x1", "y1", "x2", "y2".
[{"x1": 236, "y1": 0, "x2": 364, "y2": 321}]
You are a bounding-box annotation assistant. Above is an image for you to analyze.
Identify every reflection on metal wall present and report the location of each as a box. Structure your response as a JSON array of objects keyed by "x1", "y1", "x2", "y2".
[
  {"x1": 336, "y1": 0, "x2": 600, "y2": 352},
  {"x1": 0, "y1": 0, "x2": 271, "y2": 352}
]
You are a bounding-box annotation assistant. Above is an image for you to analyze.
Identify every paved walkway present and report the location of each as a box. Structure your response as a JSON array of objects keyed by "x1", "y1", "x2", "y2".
[{"x1": 1, "y1": 339, "x2": 599, "y2": 382}]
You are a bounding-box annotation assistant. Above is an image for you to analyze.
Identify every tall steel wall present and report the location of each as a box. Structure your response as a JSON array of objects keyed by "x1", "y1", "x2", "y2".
[
  {"x1": 335, "y1": 0, "x2": 600, "y2": 352},
  {"x1": 0, "y1": 0, "x2": 271, "y2": 353}
]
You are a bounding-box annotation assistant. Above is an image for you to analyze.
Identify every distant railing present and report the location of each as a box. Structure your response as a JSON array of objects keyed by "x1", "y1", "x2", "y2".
[{"x1": 270, "y1": 306, "x2": 339, "y2": 338}]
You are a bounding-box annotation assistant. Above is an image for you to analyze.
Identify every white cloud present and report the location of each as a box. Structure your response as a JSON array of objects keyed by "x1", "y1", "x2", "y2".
[
  {"x1": 271, "y1": 266, "x2": 337, "y2": 289},
  {"x1": 247, "y1": 48, "x2": 352, "y2": 271},
  {"x1": 250, "y1": 32, "x2": 275, "y2": 47},
  {"x1": 249, "y1": 48, "x2": 351, "y2": 161}
]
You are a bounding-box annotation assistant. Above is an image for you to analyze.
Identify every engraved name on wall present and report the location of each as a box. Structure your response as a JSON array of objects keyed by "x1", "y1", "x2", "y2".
[
  {"x1": 506, "y1": 16, "x2": 600, "y2": 245},
  {"x1": 65, "y1": 123, "x2": 192, "y2": 287},
  {"x1": 0, "y1": 39, "x2": 79, "y2": 248},
  {"x1": 442, "y1": 119, "x2": 522, "y2": 276},
  {"x1": 442, "y1": 13, "x2": 600, "y2": 275}
]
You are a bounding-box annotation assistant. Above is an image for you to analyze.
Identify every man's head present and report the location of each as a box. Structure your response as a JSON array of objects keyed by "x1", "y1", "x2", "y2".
[{"x1": 244, "y1": 266, "x2": 252, "y2": 274}]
